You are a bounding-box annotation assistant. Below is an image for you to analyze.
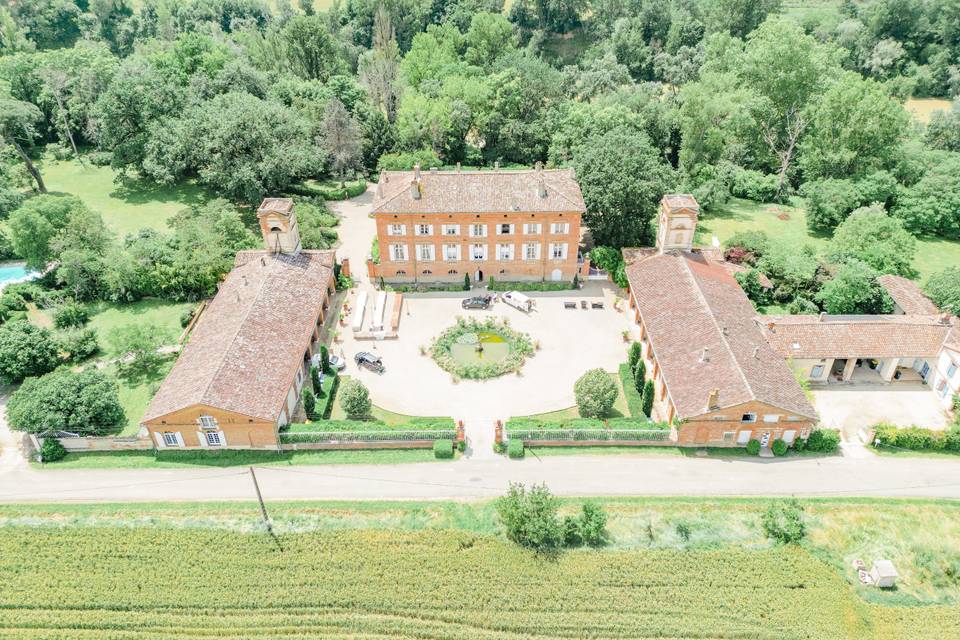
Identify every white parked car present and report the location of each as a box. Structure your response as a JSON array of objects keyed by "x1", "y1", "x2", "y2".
[
  {"x1": 502, "y1": 291, "x2": 534, "y2": 312},
  {"x1": 328, "y1": 355, "x2": 347, "y2": 371}
]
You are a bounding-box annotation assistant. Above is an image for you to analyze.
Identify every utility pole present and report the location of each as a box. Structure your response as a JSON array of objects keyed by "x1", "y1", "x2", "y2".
[
  {"x1": 249, "y1": 466, "x2": 283, "y2": 550},
  {"x1": 249, "y1": 466, "x2": 271, "y2": 530}
]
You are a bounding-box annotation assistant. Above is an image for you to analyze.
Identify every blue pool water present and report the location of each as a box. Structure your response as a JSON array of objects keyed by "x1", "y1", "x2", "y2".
[{"x1": 0, "y1": 264, "x2": 31, "y2": 285}]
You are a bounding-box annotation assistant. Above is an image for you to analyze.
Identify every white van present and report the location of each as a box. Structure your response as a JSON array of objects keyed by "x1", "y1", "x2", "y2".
[{"x1": 502, "y1": 291, "x2": 534, "y2": 312}]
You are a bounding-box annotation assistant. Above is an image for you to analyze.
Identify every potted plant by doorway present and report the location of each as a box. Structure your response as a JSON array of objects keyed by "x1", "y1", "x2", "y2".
[{"x1": 622, "y1": 330, "x2": 630, "y2": 342}]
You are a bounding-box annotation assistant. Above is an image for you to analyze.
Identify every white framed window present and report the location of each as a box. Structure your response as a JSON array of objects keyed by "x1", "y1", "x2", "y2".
[
  {"x1": 388, "y1": 244, "x2": 408, "y2": 261},
  {"x1": 162, "y1": 432, "x2": 179, "y2": 447},
  {"x1": 722, "y1": 431, "x2": 735, "y2": 443},
  {"x1": 741, "y1": 413, "x2": 757, "y2": 423},
  {"x1": 550, "y1": 243, "x2": 567, "y2": 259},
  {"x1": 497, "y1": 244, "x2": 514, "y2": 260},
  {"x1": 198, "y1": 415, "x2": 217, "y2": 429},
  {"x1": 524, "y1": 242, "x2": 540, "y2": 260},
  {"x1": 442, "y1": 224, "x2": 460, "y2": 236},
  {"x1": 736, "y1": 430, "x2": 752, "y2": 444},
  {"x1": 414, "y1": 223, "x2": 433, "y2": 236},
  {"x1": 471, "y1": 244, "x2": 486, "y2": 261},
  {"x1": 550, "y1": 222, "x2": 570, "y2": 234},
  {"x1": 948, "y1": 363, "x2": 958, "y2": 378},
  {"x1": 811, "y1": 365, "x2": 824, "y2": 378},
  {"x1": 417, "y1": 244, "x2": 435, "y2": 261},
  {"x1": 497, "y1": 223, "x2": 514, "y2": 235},
  {"x1": 763, "y1": 414, "x2": 780, "y2": 423},
  {"x1": 205, "y1": 431, "x2": 223, "y2": 447},
  {"x1": 469, "y1": 223, "x2": 487, "y2": 237},
  {"x1": 387, "y1": 223, "x2": 406, "y2": 236},
  {"x1": 443, "y1": 244, "x2": 460, "y2": 261},
  {"x1": 523, "y1": 223, "x2": 541, "y2": 234},
  {"x1": 786, "y1": 416, "x2": 802, "y2": 422}
]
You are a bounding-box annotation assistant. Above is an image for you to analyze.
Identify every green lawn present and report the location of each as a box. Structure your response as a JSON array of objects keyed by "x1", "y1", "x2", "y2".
[
  {"x1": 518, "y1": 371, "x2": 631, "y2": 423},
  {"x1": 328, "y1": 375, "x2": 451, "y2": 425},
  {"x1": 39, "y1": 299, "x2": 194, "y2": 352},
  {"x1": 108, "y1": 360, "x2": 173, "y2": 437},
  {"x1": 37, "y1": 447, "x2": 439, "y2": 469},
  {"x1": 39, "y1": 158, "x2": 214, "y2": 237},
  {"x1": 695, "y1": 197, "x2": 960, "y2": 284}
]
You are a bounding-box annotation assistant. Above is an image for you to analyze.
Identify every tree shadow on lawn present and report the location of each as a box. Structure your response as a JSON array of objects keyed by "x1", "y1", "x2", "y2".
[{"x1": 108, "y1": 175, "x2": 211, "y2": 209}]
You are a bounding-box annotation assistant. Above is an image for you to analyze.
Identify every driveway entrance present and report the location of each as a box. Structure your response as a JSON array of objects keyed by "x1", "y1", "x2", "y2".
[{"x1": 812, "y1": 381, "x2": 950, "y2": 441}]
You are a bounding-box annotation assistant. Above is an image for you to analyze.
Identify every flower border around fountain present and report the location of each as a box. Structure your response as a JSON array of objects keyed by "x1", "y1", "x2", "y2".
[{"x1": 429, "y1": 317, "x2": 534, "y2": 380}]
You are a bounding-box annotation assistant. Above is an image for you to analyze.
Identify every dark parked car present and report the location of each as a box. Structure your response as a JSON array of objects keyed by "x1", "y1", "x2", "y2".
[
  {"x1": 354, "y1": 351, "x2": 385, "y2": 373},
  {"x1": 461, "y1": 295, "x2": 493, "y2": 310}
]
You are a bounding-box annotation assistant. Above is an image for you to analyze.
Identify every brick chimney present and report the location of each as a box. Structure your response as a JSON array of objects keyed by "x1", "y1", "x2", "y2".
[
  {"x1": 535, "y1": 161, "x2": 547, "y2": 198},
  {"x1": 707, "y1": 388, "x2": 720, "y2": 410}
]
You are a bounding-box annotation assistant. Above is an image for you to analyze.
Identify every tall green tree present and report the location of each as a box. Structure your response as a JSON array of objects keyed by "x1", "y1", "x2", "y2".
[
  {"x1": 321, "y1": 97, "x2": 362, "y2": 182},
  {"x1": 816, "y1": 260, "x2": 893, "y2": 314},
  {"x1": 282, "y1": 15, "x2": 346, "y2": 82},
  {"x1": 827, "y1": 205, "x2": 917, "y2": 277},
  {"x1": 0, "y1": 97, "x2": 46, "y2": 192},
  {"x1": 0, "y1": 321, "x2": 60, "y2": 384},
  {"x1": 573, "y1": 128, "x2": 676, "y2": 247},
  {"x1": 7, "y1": 369, "x2": 124, "y2": 435}
]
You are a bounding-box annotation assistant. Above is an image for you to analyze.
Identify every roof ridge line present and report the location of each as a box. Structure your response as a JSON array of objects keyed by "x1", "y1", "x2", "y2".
[
  {"x1": 679, "y1": 257, "x2": 757, "y2": 403},
  {"x1": 199, "y1": 257, "x2": 275, "y2": 418}
]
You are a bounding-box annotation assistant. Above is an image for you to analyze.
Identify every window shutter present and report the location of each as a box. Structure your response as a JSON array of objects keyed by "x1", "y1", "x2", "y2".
[
  {"x1": 388, "y1": 245, "x2": 397, "y2": 261},
  {"x1": 197, "y1": 432, "x2": 208, "y2": 448},
  {"x1": 153, "y1": 432, "x2": 165, "y2": 449},
  {"x1": 400, "y1": 225, "x2": 406, "y2": 235},
  {"x1": 217, "y1": 431, "x2": 227, "y2": 446},
  {"x1": 562, "y1": 244, "x2": 568, "y2": 259},
  {"x1": 174, "y1": 432, "x2": 185, "y2": 448},
  {"x1": 427, "y1": 225, "x2": 433, "y2": 235}
]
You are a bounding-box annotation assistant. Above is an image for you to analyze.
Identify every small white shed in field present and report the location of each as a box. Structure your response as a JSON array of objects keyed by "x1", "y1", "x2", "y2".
[{"x1": 870, "y1": 560, "x2": 898, "y2": 588}]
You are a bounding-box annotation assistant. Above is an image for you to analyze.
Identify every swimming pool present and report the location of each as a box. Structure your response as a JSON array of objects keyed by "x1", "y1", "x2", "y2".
[{"x1": 0, "y1": 263, "x2": 33, "y2": 288}]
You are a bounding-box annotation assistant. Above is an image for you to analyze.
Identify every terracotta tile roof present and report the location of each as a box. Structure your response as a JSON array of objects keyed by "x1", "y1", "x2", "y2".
[
  {"x1": 877, "y1": 275, "x2": 939, "y2": 315},
  {"x1": 624, "y1": 249, "x2": 816, "y2": 420},
  {"x1": 143, "y1": 250, "x2": 335, "y2": 423},
  {"x1": 662, "y1": 194, "x2": 700, "y2": 214},
  {"x1": 760, "y1": 314, "x2": 956, "y2": 359},
  {"x1": 372, "y1": 168, "x2": 586, "y2": 214},
  {"x1": 257, "y1": 197, "x2": 294, "y2": 215}
]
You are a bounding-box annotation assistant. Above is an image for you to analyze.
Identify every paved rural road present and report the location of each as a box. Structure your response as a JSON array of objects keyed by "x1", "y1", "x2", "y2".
[{"x1": 3, "y1": 453, "x2": 960, "y2": 502}]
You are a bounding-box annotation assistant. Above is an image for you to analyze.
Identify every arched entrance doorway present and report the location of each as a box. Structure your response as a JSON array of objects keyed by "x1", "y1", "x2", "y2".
[{"x1": 475, "y1": 269, "x2": 484, "y2": 282}]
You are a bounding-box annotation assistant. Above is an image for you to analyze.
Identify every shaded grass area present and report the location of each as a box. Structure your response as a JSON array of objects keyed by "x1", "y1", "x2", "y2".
[
  {"x1": 617, "y1": 363, "x2": 646, "y2": 418},
  {"x1": 1, "y1": 498, "x2": 958, "y2": 611},
  {"x1": 39, "y1": 158, "x2": 215, "y2": 237},
  {"x1": 109, "y1": 360, "x2": 172, "y2": 437},
  {"x1": 35, "y1": 447, "x2": 439, "y2": 469},
  {"x1": 695, "y1": 196, "x2": 960, "y2": 283},
  {"x1": 39, "y1": 298, "x2": 193, "y2": 346}
]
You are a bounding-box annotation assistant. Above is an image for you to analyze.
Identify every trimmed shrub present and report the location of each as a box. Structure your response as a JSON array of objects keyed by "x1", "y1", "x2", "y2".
[
  {"x1": 53, "y1": 302, "x2": 88, "y2": 329},
  {"x1": 805, "y1": 429, "x2": 840, "y2": 453},
  {"x1": 463, "y1": 273, "x2": 470, "y2": 291},
  {"x1": 771, "y1": 439, "x2": 788, "y2": 456},
  {"x1": 761, "y1": 499, "x2": 806, "y2": 544},
  {"x1": 310, "y1": 365, "x2": 321, "y2": 392},
  {"x1": 338, "y1": 379, "x2": 371, "y2": 419},
  {"x1": 493, "y1": 441, "x2": 506, "y2": 454},
  {"x1": 633, "y1": 359, "x2": 646, "y2": 393},
  {"x1": 39, "y1": 438, "x2": 67, "y2": 462},
  {"x1": 319, "y1": 345, "x2": 331, "y2": 375},
  {"x1": 433, "y1": 439, "x2": 454, "y2": 459},
  {"x1": 456, "y1": 439, "x2": 465, "y2": 452},
  {"x1": 302, "y1": 388, "x2": 316, "y2": 419},
  {"x1": 872, "y1": 423, "x2": 960, "y2": 451},
  {"x1": 730, "y1": 168, "x2": 779, "y2": 202},
  {"x1": 641, "y1": 379, "x2": 654, "y2": 417},
  {"x1": 628, "y1": 341, "x2": 641, "y2": 372},
  {"x1": 508, "y1": 438, "x2": 525, "y2": 459},
  {"x1": 574, "y1": 369, "x2": 618, "y2": 418},
  {"x1": 746, "y1": 439, "x2": 761, "y2": 455}
]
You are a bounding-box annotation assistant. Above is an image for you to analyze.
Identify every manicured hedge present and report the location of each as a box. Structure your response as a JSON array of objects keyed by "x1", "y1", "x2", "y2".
[
  {"x1": 487, "y1": 279, "x2": 575, "y2": 292},
  {"x1": 803, "y1": 429, "x2": 841, "y2": 453},
  {"x1": 746, "y1": 439, "x2": 761, "y2": 455},
  {"x1": 505, "y1": 417, "x2": 665, "y2": 432},
  {"x1": 771, "y1": 439, "x2": 787, "y2": 456},
  {"x1": 508, "y1": 439, "x2": 525, "y2": 459},
  {"x1": 280, "y1": 417, "x2": 457, "y2": 444},
  {"x1": 433, "y1": 439, "x2": 454, "y2": 459},
  {"x1": 317, "y1": 373, "x2": 340, "y2": 419},
  {"x1": 618, "y1": 363, "x2": 646, "y2": 418},
  {"x1": 872, "y1": 424, "x2": 960, "y2": 451}
]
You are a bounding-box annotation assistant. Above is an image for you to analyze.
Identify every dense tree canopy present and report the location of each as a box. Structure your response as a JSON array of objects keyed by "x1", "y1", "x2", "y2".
[{"x1": 7, "y1": 368, "x2": 125, "y2": 435}]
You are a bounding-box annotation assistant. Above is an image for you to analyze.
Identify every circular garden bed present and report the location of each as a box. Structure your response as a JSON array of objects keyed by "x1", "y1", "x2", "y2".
[{"x1": 430, "y1": 317, "x2": 534, "y2": 379}]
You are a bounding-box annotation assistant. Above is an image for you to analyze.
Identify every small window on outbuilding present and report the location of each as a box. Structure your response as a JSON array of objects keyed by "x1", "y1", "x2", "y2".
[{"x1": 741, "y1": 413, "x2": 757, "y2": 423}]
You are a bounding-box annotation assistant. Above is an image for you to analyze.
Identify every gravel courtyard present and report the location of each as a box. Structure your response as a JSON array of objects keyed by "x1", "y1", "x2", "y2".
[{"x1": 336, "y1": 283, "x2": 634, "y2": 419}]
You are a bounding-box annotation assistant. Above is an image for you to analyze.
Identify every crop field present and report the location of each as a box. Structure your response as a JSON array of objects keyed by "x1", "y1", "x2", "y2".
[
  {"x1": 2, "y1": 526, "x2": 958, "y2": 639},
  {"x1": 0, "y1": 499, "x2": 958, "y2": 639}
]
